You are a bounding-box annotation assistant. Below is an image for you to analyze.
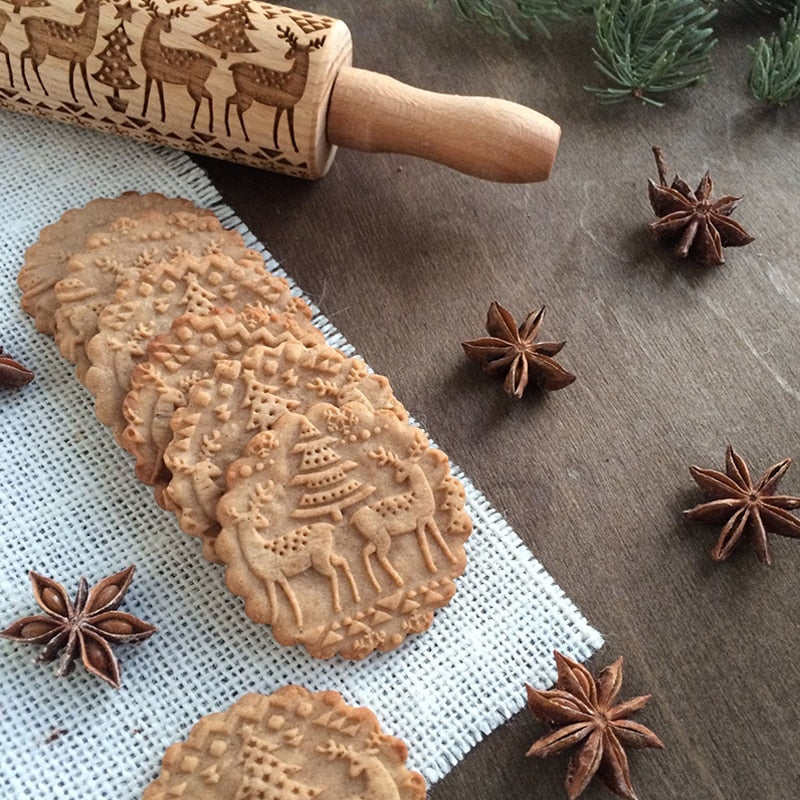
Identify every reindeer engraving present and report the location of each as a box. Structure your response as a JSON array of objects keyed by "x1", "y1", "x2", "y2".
[
  {"x1": 20, "y1": 0, "x2": 103, "y2": 104},
  {"x1": 240, "y1": 520, "x2": 359, "y2": 628},
  {"x1": 0, "y1": 10, "x2": 12, "y2": 88},
  {"x1": 317, "y1": 739, "x2": 401, "y2": 800},
  {"x1": 139, "y1": 1, "x2": 215, "y2": 132},
  {"x1": 350, "y1": 448, "x2": 457, "y2": 592},
  {"x1": 225, "y1": 25, "x2": 324, "y2": 150}
]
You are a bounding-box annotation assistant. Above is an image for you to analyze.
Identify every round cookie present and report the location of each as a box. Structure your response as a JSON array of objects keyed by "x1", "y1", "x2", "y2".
[
  {"x1": 216, "y1": 401, "x2": 472, "y2": 660},
  {"x1": 122, "y1": 307, "x2": 325, "y2": 503},
  {"x1": 17, "y1": 192, "x2": 199, "y2": 335},
  {"x1": 53, "y1": 208, "x2": 259, "y2": 381},
  {"x1": 163, "y1": 342, "x2": 406, "y2": 562},
  {"x1": 142, "y1": 687, "x2": 426, "y2": 800},
  {"x1": 84, "y1": 249, "x2": 311, "y2": 444}
]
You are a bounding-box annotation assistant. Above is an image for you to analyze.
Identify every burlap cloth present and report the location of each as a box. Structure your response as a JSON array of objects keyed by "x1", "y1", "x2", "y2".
[{"x1": 0, "y1": 111, "x2": 602, "y2": 798}]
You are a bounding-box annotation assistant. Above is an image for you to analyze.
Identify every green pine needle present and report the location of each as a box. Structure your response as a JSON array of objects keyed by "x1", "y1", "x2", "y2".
[
  {"x1": 586, "y1": 0, "x2": 717, "y2": 106},
  {"x1": 431, "y1": 0, "x2": 597, "y2": 39},
  {"x1": 726, "y1": 0, "x2": 797, "y2": 13},
  {"x1": 754, "y1": 0, "x2": 797, "y2": 12},
  {"x1": 748, "y1": 5, "x2": 800, "y2": 104}
]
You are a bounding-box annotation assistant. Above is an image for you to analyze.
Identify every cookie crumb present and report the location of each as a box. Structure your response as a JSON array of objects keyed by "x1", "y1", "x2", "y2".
[{"x1": 46, "y1": 728, "x2": 68, "y2": 743}]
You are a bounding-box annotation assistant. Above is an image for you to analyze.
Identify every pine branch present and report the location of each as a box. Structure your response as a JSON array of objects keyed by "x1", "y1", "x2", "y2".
[
  {"x1": 585, "y1": 0, "x2": 717, "y2": 106},
  {"x1": 748, "y1": 4, "x2": 800, "y2": 104},
  {"x1": 431, "y1": 0, "x2": 597, "y2": 39}
]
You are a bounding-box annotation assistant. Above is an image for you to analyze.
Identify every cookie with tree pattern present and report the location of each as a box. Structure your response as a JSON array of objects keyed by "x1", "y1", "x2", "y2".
[
  {"x1": 53, "y1": 208, "x2": 261, "y2": 381},
  {"x1": 163, "y1": 342, "x2": 406, "y2": 562},
  {"x1": 84, "y1": 249, "x2": 311, "y2": 444},
  {"x1": 122, "y1": 306, "x2": 324, "y2": 506},
  {"x1": 142, "y1": 687, "x2": 426, "y2": 800},
  {"x1": 216, "y1": 400, "x2": 472, "y2": 659},
  {"x1": 18, "y1": 192, "x2": 200, "y2": 335}
]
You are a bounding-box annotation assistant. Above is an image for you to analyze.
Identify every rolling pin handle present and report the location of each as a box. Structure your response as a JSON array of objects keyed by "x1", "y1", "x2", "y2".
[{"x1": 326, "y1": 66, "x2": 560, "y2": 183}]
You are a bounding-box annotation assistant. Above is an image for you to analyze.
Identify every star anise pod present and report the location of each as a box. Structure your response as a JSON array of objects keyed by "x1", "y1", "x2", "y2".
[
  {"x1": 1, "y1": 565, "x2": 156, "y2": 688},
  {"x1": 526, "y1": 652, "x2": 663, "y2": 800},
  {"x1": 647, "y1": 146, "x2": 754, "y2": 267},
  {"x1": 0, "y1": 346, "x2": 34, "y2": 388},
  {"x1": 461, "y1": 301, "x2": 575, "y2": 398},
  {"x1": 683, "y1": 445, "x2": 800, "y2": 565}
]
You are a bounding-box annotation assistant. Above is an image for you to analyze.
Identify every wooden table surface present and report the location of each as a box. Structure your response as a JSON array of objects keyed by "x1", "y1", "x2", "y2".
[{"x1": 198, "y1": 3, "x2": 800, "y2": 798}]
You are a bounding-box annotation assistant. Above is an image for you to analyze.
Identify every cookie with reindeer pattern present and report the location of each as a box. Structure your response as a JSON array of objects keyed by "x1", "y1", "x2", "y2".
[
  {"x1": 84, "y1": 249, "x2": 312, "y2": 444},
  {"x1": 142, "y1": 686, "x2": 426, "y2": 800},
  {"x1": 53, "y1": 208, "x2": 259, "y2": 381},
  {"x1": 121, "y1": 307, "x2": 325, "y2": 506},
  {"x1": 163, "y1": 342, "x2": 406, "y2": 563},
  {"x1": 216, "y1": 400, "x2": 472, "y2": 660},
  {"x1": 18, "y1": 192, "x2": 200, "y2": 335}
]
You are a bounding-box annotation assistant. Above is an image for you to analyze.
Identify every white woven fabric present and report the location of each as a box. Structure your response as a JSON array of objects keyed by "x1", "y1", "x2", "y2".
[{"x1": 0, "y1": 111, "x2": 603, "y2": 799}]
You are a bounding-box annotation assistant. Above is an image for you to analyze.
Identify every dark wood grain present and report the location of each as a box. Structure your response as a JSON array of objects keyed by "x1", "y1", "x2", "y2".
[{"x1": 196, "y1": 3, "x2": 800, "y2": 798}]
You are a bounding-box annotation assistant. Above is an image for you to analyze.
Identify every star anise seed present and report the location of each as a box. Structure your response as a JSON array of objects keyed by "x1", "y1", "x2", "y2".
[
  {"x1": 1, "y1": 565, "x2": 157, "y2": 688},
  {"x1": 526, "y1": 651, "x2": 663, "y2": 800},
  {"x1": 462, "y1": 301, "x2": 575, "y2": 398},
  {"x1": 648, "y1": 146, "x2": 754, "y2": 267},
  {"x1": 684, "y1": 445, "x2": 800, "y2": 565},
  {"x1": 0, "y1": 346, "x2": 34, "y2": 388}
]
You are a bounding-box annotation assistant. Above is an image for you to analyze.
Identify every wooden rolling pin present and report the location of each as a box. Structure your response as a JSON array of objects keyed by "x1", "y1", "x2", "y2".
[{"x1": 0, "y1": 1, "x2": 560, "y2": 181}]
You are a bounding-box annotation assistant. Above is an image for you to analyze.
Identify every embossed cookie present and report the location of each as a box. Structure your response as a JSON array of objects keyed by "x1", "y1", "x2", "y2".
[
  {"x1": 163, "y1": 343, "x2": 406, "y2": 562},
  {"x1": 142, "y1": 687, "x2": 426, "y2": 800},
  {"x1": 84, "y1": 249, "x2": 311, "y2": 444},
  {"x1": 17, "y1": 193, "x2": 199, "y2": 335},
  {"x1": 216, "y1": 401, "x2": 472, "y2": 659},
  {"x1": 53, "y1": 209, "x2": 257, "y2": 381},
  {"x1": 122, "y1": 307, "x2": 325, "y2": 503}
]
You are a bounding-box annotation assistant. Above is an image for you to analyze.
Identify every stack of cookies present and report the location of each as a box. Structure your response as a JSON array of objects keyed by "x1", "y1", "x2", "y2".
[{"x1": 17, "y1": 193, "x2": 473, "y2": 660}]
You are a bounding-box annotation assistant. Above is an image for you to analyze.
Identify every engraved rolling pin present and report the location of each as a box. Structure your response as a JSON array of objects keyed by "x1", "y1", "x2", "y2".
[{"x1": 0, "y1": 1, "x2": 560, "y2": 181}]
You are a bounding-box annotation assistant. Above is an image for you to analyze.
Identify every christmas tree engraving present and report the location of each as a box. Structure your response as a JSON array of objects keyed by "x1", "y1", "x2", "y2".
[
  {"x1": 287, "y1": 10, "x2": 334, "y2": 35},
  {"x1": 289, "y1": 418, "x2": 374, "y2": 522},
  {"x1": 93, "y1": 2, "x2": 139, "y2": 112},
  {"x1": 260, "y1": 4, "x2": 281, "y2": 22},
  {"x1": 234, "y1": 733, "x2": 320, "y2": 800},
  {"x1": 194, "y1": 0, "x2": 258, "y2": 60},
  {"x1": 241, "y1": 368, "x2": 300, "y2": 431},
  {"x1": 179, "y1": 274, "x2": 218, "y2": 315}
]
